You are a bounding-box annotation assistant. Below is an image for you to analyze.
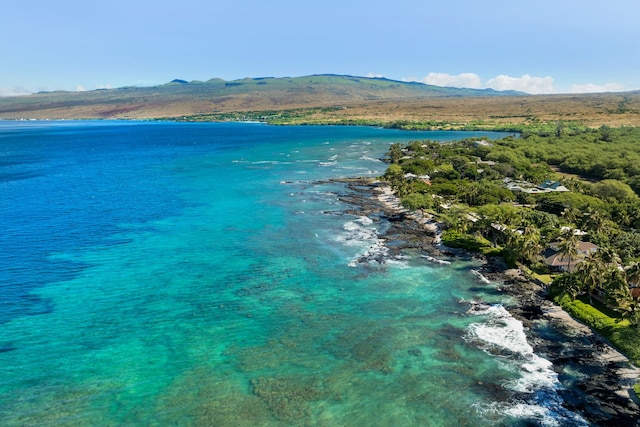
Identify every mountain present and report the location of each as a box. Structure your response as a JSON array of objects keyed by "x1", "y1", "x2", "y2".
[{"x1": 0, "y1": 74, "x2": 526, "y2": 120}]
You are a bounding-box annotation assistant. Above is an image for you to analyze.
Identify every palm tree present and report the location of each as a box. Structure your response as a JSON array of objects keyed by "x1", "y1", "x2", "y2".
[
  {"x1": 388, "y1": 143, "x2": 403, "y2": 163},
  {"x1": 619, "y1": 298, "x2": 640, "y2": 329},
  {"x1": 617, "y1": 209, "x2": 631, "y2": 229},
  {"x1": 474, "y1": 215, "x2": 498, "y2": 246},
  {"x1": 595, "y1": 247, "x2": 621, "y2": 267},
  {"x1": 440, "y1": 205, "x2": 470, "y2": 233},
  {"x1": 395, "y1": 178, "x2": 410, "y2": 198},
  {"x1": 625, "y1": 261, "x2": 640, "y2": 287},
  {"x1": 583, "y1": 206, "x2": 608, "y2": 238},
  {"x1": 557, "y1": 228, "x2": 579, "y2": 272},
  {"x1": 460, "y1": 182, "x2": 480, "y2": 206},
  {"x1": 519, "y1": 225, "x2": 542, "y2": 264},
  {"x1": 561, "y1": 206, "x2": 580, "y2": 227},
  {"x1": 503, "y1": 229, "x2": 523, "y2": 266},
  {"x1": 603, "y1": 268, "x2": 631, "y2": 307},
  {"x1": 553, "y1": 273, "x2": 581, "y2": 300},
  {"x1": 573, "y1": 253, "x2": 605, "y2": 304}
]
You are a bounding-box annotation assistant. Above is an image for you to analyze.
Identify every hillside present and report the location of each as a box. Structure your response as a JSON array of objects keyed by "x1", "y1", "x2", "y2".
[
  {"x1": 1, "y1": 74, "x2": 639, "y2": 128},
  {"x1": 0, "y1": 74, "x2": 522, "y2": 119}
]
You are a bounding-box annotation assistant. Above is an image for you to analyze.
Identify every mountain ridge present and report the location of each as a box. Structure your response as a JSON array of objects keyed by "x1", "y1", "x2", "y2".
[
  {"x1": 1, "y1": 74, "x2": 639, "y2": 128},
  {"x1": 0, "y1": 74, "x2": 525, "y2": 120}
]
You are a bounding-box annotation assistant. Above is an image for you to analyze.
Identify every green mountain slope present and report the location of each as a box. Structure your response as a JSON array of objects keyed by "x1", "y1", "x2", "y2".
[{"x1": 0, "y1": 74, "x2": 525, "y2": 119}]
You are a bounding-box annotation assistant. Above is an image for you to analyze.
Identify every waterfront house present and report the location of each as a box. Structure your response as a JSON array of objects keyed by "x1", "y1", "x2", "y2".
[
  {"x1": 543, "y1": 241, "x2": 600, "y2": 273},
  {"x1": 538, "y1": 180, "x2": 570, "y2": 192},
  {"x1": 504, "y1": 178, "x2": 571, "y2": 194}
]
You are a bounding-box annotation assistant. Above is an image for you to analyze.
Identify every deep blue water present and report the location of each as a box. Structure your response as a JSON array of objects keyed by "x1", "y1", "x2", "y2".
[{"x1": 0, "y1": 121, "x2": 586, "y2": 426}]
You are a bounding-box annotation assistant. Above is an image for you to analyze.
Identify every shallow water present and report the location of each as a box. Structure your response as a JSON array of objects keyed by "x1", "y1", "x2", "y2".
[{"x1": 0, "y1": 122, "x2": 585, "y2": 425}]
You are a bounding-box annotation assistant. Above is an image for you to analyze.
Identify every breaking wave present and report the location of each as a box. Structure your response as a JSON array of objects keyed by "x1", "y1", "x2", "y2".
[
  {"x1": 471, "y1": 269, "x2": 491, "y2": 284},
  {"x1": 466, "y1": 304, "x2": 588, "y2": 426},
  {"x1": 334, "y1": 216, "x2": 406, "y2": 268},
  {"x1": 421, "y1": 254, "x2": 451, "y2": 265}
]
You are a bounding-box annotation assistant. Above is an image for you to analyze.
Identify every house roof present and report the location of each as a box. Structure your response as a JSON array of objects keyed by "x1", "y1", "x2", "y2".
[
  {"x1": 544, "y1": 252, "x2": 580, "y2": 272},
  {"x1": 538, "y1": 180, "x2": 570, "y2": 192},
  {"x1": 560, "y1": 226, "x2": 588, "y2": 236},
  {"x1": 543, "y1": 241, "x2": 600, "y2": 272},
  {"x1": 548, "y1": 241, "x2": 599, "y2": 254}
]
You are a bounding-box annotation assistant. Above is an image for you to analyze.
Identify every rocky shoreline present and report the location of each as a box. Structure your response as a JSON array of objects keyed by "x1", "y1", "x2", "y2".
[{"x1": 335, "y1": 178, "x2": 640, "y2": 426}]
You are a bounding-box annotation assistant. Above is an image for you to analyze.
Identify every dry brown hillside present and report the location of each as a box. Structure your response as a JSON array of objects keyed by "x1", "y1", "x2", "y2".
[
  {"x1": 1, "y1": 75, "x2": 638, "y2": 127},
  {"x1": 316, "y1": 94, "x2": 640, "y2": 127}
]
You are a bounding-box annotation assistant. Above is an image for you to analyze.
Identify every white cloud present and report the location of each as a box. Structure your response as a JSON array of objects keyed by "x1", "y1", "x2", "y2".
[
  {"x1": 410, "y1": 72, "x2": 556, "y2": 94},
  {"x1": 367, "y1": 73, "x2": 385, "y2": 78},
  {"x1": 569, "y1": 82, "x2": 624, "y2": 94},
  {"x1": 0, "y1": 86, "x2": 31, "y2": 97},
  {"x1": 485, "y1": 74, "x2": 555, "y2": 94},
  {"x1": 420, "y1": 72, "x2": 483, "y2": 89},
  {"x1": 74, "y1": 84, "x2": 112, "y2": 92}
]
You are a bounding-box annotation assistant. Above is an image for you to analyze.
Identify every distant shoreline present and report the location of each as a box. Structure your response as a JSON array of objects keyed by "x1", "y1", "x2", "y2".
[{"x1": 1, "y1": 74, "x2": 639, "y2": 128}]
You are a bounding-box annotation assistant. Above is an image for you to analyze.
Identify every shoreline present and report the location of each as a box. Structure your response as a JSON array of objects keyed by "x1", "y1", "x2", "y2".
[{"x1": 338, "y1": 178, "x2": 640, "y2": 425}]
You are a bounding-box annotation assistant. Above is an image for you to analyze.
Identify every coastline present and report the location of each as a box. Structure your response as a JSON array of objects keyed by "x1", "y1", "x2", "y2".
[{"x1": 338, "y1": 178, "x2": 640, "y2": 425}]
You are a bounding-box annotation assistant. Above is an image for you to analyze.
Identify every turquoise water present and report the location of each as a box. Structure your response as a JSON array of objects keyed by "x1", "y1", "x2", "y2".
[{"x1": 0, "y1": 122, "x2": 583, "y2": 426}]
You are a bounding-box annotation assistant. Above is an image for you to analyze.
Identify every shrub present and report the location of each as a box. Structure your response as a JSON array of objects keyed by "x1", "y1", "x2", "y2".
[
  {"x1": 442, "y1": 230, "x2": 492, "y2": 252},
  {"x1": 555, "y1": 295, "x2": 640, "y2": 366},
  {"x1": 557, "y1": 296, "x2": 619, "y2": 332}
]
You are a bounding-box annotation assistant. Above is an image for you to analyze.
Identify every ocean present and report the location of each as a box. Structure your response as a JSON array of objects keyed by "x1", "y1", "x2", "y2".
[{"x1": 0, "y1": 121, "x2": 587, "y2": 426}]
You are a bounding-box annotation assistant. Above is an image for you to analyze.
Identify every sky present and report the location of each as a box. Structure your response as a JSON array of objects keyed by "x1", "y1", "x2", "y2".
[{"x1": 2, "y1": 0, "x2": 639, "y2": 96}]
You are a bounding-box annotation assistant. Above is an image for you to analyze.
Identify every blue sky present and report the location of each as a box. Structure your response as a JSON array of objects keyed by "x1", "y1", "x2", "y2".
[{"x1": 2, "y1": 0, "x2": 639, "y2": 96}]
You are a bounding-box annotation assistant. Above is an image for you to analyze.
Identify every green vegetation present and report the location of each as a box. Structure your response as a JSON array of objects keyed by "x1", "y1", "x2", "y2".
[
  {"x1": 441, "y1": 230, "x2": 503, "y2": 256},
  {"x1": 493, "y1": 126, "x2": 640, "y2": 193},
  {"x1": 552, "y1": 292, "x2": 640, "y2": 365},
  {"x1": 169, "y1": 110, "x2": 572, "y2": 131},
  {"x1": 382, "y1": 127, "x2": 640, "y2": 365},
  {"x1": 173, "y1": 113, "x2": 513, "y2": 130},
  {"x1": 169, "y1": 107, "x2": 349, "y2": 124}
]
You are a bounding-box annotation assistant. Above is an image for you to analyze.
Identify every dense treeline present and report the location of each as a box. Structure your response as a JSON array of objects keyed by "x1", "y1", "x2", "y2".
[
  {"x1": 491, "y1": 126, "x2": 640, "y2": 194},
  {"x1": 382, "y1": 128, "x2": 640, "y2": 362}
]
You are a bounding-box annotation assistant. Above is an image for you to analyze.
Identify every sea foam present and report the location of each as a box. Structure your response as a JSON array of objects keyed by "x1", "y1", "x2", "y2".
[
  {"x1": 333, "y1": 216, "x2": 406, "y2": 267},
  {"x1": 466, "y1": 304, "x2": 588, "y2": 426}
]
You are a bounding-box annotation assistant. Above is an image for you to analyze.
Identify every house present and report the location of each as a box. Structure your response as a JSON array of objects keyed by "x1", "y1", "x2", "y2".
[
  {"x1": 505, "y1": 178, "x2": 550, "y2": 194},
  {"x1": 472, "y1": 158, "x2": 496, "y2": 166},
  {"x1": 504, "y1": 178, "x2": 571, "y2": 195},
  {"x1": 559, "y1": 226, "x2": 588, "y2": 236},
  {"x1": 548, "y1": 240, "x2": 598, "y2": 254},
  {"x1": 507, "y1": 183, "x2": 552, "y2": 194},
  {"x1": 418, "y1": 174, "x2": 431, "y2": 185},
  {"x1": 473, "y1": 140, "x2": 492, "y2": 147},
  {"x1": 538, "y1": 180, "x2": 570, "y2": 192},
  {"x1": 543, "y1": 241, "x2": 600, "y2": 273}
]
